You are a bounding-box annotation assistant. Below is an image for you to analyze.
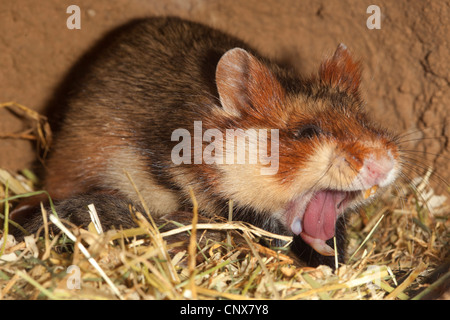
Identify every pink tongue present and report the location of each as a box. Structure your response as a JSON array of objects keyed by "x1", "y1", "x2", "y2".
[{"x1": 303, "y1": 191, "x2": 345, "y2": 241}]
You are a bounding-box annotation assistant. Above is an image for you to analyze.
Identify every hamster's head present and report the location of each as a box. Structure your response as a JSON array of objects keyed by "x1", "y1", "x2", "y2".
[{"x1": 211, "y1": 45, "x2": 400, "y2": 256}]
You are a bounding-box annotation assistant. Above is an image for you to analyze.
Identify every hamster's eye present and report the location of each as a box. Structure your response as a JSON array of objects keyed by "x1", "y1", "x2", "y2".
[{"x1": 294, "y1": 124, "x2": 322, "y2": 139}]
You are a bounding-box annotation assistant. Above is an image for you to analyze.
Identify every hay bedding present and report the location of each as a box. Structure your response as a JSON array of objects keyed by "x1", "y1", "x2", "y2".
[{"x1": 0, "y1": 102, "x2": 448, "y2": 300}]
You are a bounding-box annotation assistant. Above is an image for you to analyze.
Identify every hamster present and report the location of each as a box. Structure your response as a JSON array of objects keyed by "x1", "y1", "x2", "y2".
[{"x1": 10, "y1": 17, "x2": 400, "y2": 267}]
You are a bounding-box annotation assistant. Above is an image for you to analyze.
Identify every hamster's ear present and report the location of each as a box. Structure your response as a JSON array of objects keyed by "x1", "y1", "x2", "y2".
[
  {"x1": 216, "y1": 48, "x2": 285, "y2": 118},
  {"x1": 319, "y1": 43, "x2": 362, "y2": 97}
]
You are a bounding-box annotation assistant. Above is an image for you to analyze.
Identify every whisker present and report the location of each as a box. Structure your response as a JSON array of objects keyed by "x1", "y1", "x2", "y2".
[
  {"x1": 398, "y1": 160, "x2": 450, "y2": 189},
  {"x1": 394, "y1": 121, "x2": 450, "y2": 141},
  {"x1": 397, "y1": 172, "x2": 438, "y2": 218},
  {"x1": 399, "y1": 149, "x2": 450, "y2": 162},
  {"x1": 397, "y1": 136, "x2": 448, "y2": 144}
]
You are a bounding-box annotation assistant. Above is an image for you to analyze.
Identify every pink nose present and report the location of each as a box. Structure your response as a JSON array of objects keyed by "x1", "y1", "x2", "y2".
[{"x1": 363, "y1": 155, "x2": 394, "y2": 187}]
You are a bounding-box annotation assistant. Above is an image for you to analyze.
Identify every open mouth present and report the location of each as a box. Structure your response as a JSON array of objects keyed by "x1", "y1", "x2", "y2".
[{"x1": 285, "y1": 186, "x2": 378, "y2": 256}]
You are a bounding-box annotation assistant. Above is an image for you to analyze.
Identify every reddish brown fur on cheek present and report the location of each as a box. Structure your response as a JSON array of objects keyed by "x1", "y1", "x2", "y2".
[{"x1": 275, "y1": 130, "x2": 317, "y2": 184}]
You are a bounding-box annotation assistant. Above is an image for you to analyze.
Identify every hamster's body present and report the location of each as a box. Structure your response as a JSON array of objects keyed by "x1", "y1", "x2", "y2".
[{"x1": 11, "y1": 17, "x2": 400, "y2": 267}]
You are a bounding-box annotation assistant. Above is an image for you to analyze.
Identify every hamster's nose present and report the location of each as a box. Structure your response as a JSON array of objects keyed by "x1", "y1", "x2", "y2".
[{"x1": 360, "y1": 154, "x2": 395, "y2": 188}]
